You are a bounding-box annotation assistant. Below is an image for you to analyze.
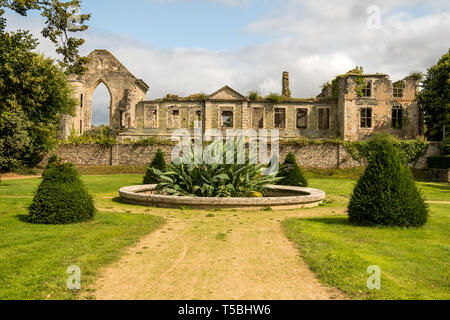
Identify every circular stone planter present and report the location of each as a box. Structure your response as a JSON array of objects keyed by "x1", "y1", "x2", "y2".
[{"x1": 119, "y1": 185, "x2": 325, "y2": 211}]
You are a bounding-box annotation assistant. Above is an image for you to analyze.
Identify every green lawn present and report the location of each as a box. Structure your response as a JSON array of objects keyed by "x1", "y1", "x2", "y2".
[
  {"x1": 0, "y1": 174, "x2": 448, "y2": 300},
  {"x1": 0, "y1": 175, "x2": 164, "y2": 300},
  {"x1": 284, "y1": 178, "x2": 450, "y2": 300}
]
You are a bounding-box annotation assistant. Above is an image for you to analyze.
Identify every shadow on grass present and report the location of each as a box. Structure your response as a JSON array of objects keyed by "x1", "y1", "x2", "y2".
[
  {"x1": 0, "y1": 184, "x2": 12, "y2": 187},
  {"x1": 111, "y1": 197, "x2": 131, "y2": 205},
  {"x1": 300, "y1": 216, "x2": 352, "y2": 226},
  {"x1": 16, "y1": 214, "x2": 30, "y2": 223},
  {"x1": 422, "y1": 183, "x2": 450, "y2": 192}
]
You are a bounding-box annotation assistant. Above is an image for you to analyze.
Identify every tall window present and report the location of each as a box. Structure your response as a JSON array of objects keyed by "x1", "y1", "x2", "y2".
[
  {"x1": 393, "y1": 81, "x2": 404, "y2": 98},
  {"x1": 362, "y1": 81, "x2": 372, "y2": 97},
  {"x1": 360, "y1": 108, "x2": 372, "y2": 128},
  {"x1": 252, "y1": 108, "x2": 264, "y2": 129},
  {"x1": 221, "y1": 111, "x2": 233, "y2": 127},
  {"x1": 318, "y1": 108, "x2": 330, "y2": 130},
  {"x1": 80, "y1": 94, "x2": 83, "y2": 109},
  {"x1": 296, "y1": 108, "x2": 308, "y2": 129},
  {"x1": 274, "y1": 108, "x2": 286, "y2": 129},
  {"x1": 168, "y1": 108, "x2": 181, "y2": 128},
  {"x1": 392, "y1": 105, "x2": 403, "y2": 128}
]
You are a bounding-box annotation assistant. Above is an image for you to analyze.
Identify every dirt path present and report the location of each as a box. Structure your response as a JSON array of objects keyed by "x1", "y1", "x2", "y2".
[
  {"x1": 87, "y1": 206, "x2": 346, "y2": 300},
  {"x1": 427, "y1": 201, "x2": 450, "y2": 204},
  {"x1": 0, "y1": 174, "x2": 41, "y2": 180}
]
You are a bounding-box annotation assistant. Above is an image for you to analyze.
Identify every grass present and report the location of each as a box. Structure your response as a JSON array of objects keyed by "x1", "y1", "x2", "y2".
[
  {"x1": 0, "y1": 173, "x2": 448, "y2": 300},
  {"x1": 283, "y1": 178, "x2": 450, "y2": 300},
  {"x1": 0, "y1": 174, "x2": 164, "y2": 300}
]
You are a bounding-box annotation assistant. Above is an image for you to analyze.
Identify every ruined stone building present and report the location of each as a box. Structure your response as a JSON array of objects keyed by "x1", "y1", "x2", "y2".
[{"x1": 61, "y1": 50, "x2": 422, "y2": 142}]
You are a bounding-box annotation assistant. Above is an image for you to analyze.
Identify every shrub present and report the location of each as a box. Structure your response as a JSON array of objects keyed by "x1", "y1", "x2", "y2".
[
  {"x1": 45, "y1": 155, "x2": 59, "y2": 169},
  {"x1": 348, "y1": 136, "x2": 428, "y2": 227},
  {"x1": 248, "y1": 91, "x2": 262, "y2": 100},
  {"x1": 29, "y1": 159, "x2": 95, "y2": 224},
  {"x1": 143, "y1": 149, "x2": 167, "y2": 184},
  {"x1": 427, "y1": 156, "x2": 450, "y2": 169},
  {"x1": 265, "y1": 93, "x2": 286, "y2": 103},
  {"x1": 151, "y1": 141, "x2": 280, "y2": 197},
  {"x1": 343, "y1": 135, "x2": 429, "y2": 165},
  {"x1": 440, "y1": 136, "x2": 450, "y2": 156},
  {"x1": 277, "y1": 153, "x2": 308, "y2": 187}
]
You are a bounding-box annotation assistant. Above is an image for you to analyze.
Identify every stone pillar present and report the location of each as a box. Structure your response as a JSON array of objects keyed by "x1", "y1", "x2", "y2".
[
  {"x1": 282, "y1": 71, "x2": 291, "y2": 98},
  {"x1": 242, "y1": 101, "x2": 249, "y2": 130},
  {"x1": 204, "y1": 101, "x2": 212, "y2": 130}
]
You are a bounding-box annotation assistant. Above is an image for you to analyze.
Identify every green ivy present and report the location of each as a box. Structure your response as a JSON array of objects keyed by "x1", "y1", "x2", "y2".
[
  {"x1": 65, "y1": 127, "x2": 117, "y2": 147},
  {"x1": 265, "y1": 93, "x2": 286, "y2": 103},
  {"x1": 344, "y1": 135, "x2": 429, "y2": 164},
  {"x1": 330, "y1": 66, "x2": 365, "y2": 99}
]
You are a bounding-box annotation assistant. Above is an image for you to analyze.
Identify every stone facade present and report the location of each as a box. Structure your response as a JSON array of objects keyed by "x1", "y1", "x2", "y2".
[{"x1": 62, "y1": 50, "x2": 422, "y2": 142}]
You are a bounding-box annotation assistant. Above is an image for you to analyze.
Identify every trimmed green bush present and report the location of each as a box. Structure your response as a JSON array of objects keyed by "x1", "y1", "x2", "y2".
[
  {"x1": 348, "y1": 136, "x2": 428, "y2": 227},
  {"x1": 45, "y1": 155, "x2": 58, "y2": 169},
  {"x1": 277, "y1": 153, "x2": 308, "y2": 187},
  {"x1": 428, "y1": 156, "x2": 450, "y2": 169},
  {"x1": 28, "y1": 160, "x2": 95, "y2": 224},
  {"x1": 143, "y1": 149, "x2": 167, "y2": 184}
]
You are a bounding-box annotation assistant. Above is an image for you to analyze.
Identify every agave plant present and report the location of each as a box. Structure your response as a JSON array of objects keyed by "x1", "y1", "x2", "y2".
[{"x1": 151, "y1": 140, "x2": 280, "y2": 198}]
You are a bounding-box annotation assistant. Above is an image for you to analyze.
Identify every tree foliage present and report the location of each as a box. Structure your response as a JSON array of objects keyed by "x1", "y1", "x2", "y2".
[
  {"x1": 0, "y1": 0, "x2": 90, "y2": 74},
  {"x1": 416, "y1": 49, "x2": 450, "y2": 141},
  {"x1": 0, "y1": 31, "x2": 76, "y2": 170},
  {"x1": 348, "y1": 136, "x2": 428, "y2": 227}
]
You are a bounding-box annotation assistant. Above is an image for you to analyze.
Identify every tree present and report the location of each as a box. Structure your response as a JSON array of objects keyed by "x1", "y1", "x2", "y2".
[
  {"x1": 29, "y1": 158, "x2": 95, "y2": 224},
  {"x1": 0, "y1": 0, "x2": 90, "y2": 74},
  {"x1": 348, "y1": 136, "x2": 428, "y2": 227},
  {"x1": 0, "y1": 31, "x2": 76, "y2": 170},
  {"x1": 277, "y1": 153, "x2": 308, "y2": 187},
  {"x1": 416, "y1": 49, "x2": 450, "y2": 141},
  {"x1": 143, "y1": 149, "x2": 167, "y2": 184}
]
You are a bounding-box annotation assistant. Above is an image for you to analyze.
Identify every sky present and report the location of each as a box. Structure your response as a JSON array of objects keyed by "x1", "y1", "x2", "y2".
[{"x1": 4, "y1": 0, "x2": 450, "y2": 125}]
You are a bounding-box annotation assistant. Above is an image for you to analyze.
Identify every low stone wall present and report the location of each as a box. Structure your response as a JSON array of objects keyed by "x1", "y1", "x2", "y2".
[
  {"x1": 428, "y1": 169, "x2": 450, "y2": 183},
  {"x1": 119, "y1": 184, "x2": 325, "y2": 210},
  {"x1": 41, "y1": 142, "x2": 438, "y2": 169}
]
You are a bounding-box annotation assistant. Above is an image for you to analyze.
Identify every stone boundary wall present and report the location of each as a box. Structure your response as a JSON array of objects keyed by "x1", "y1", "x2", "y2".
[{"x1": 41, "y1": 142, "x2": 440, "y2": 169}]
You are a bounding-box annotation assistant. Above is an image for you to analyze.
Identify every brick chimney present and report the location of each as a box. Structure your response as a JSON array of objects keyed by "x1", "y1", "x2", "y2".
[{"x1": 282, "y1": 71, "x2": 291, "y2": 98}]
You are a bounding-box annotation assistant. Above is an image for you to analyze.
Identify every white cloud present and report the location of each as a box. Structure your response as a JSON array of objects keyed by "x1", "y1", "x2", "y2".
[{"x1": 4, "y1": 0, "x2": 450, "y2": 109}]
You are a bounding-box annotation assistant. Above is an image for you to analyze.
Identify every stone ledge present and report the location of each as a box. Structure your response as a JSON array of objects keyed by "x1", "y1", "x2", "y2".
[{"x1": 119, "y1": 185, "x2": 325, "y2": 211}]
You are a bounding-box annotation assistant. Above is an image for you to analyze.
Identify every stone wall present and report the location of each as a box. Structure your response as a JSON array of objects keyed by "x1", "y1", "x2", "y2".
[{"x1": 42, "y1": 142, "x2": 437, "y2": 169}]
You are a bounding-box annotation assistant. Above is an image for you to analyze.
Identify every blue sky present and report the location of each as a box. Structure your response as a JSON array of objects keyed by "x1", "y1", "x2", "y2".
[
  {"x1": 5, "y1": 0, "x2": 450, "y2": 125},
  {"x1": 82, "y1": 0, "x2": 277, "y2": 50}
]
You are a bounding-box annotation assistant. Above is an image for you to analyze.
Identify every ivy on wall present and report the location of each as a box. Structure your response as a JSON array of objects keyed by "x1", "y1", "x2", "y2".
[
  {"x1": 330, "y1": 66, "x2": 366, "y2": 99},
  {"x1": 343, "y1": 136, "x2": 429, "y2": 165}
]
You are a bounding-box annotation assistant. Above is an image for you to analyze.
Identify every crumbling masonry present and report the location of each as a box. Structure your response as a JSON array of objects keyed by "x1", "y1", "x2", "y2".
[{"x1": 61, "y1": 50, "x2": 422, "y2": 142}]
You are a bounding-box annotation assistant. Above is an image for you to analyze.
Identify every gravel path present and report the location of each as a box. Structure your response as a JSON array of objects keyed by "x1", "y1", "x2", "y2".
[{"x1": 88, "y1": 208, "x2": 346, "y2": 300}]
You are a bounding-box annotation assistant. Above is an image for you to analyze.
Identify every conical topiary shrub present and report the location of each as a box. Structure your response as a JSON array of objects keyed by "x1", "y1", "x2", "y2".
[
  {"x1": 143, "y1": 149, "x2": 167, "y2": 184},
  {"x1": 29, "y1": 159, "x2": 95, "y2": 224},
  {"x1": 348, "y1": 136, "x2": 428, "y2": 227},
  {"x1": 277, "y1": 152, "x2": 308, "y2": 187}
]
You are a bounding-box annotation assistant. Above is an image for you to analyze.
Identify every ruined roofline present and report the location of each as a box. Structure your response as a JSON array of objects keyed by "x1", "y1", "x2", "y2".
[
  {"x1": 140, "y1": 96, "x2": 335, "y2": 103},
  {"x1": 84, "y1": 49, "x2": 150, "y2": 92}
]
